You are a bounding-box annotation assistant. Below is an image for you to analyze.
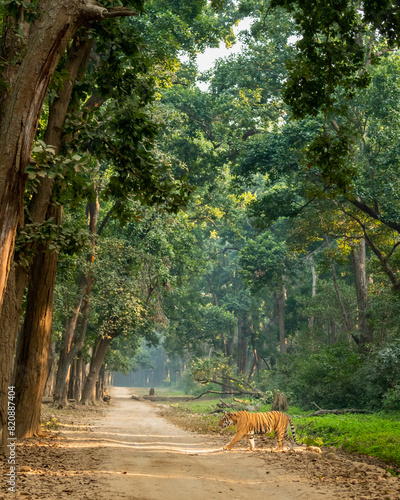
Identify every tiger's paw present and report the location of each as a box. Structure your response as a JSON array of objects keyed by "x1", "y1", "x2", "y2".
[{"x1": 223, "y1": 446, "x2": 232, "y2": 451}]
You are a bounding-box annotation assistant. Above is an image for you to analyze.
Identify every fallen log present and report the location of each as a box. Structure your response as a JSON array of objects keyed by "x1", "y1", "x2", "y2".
[{"x1": 310, "y1": 409, "x2": 373, "y2": 416}]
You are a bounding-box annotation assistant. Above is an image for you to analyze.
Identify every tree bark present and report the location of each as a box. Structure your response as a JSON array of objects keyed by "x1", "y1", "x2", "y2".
[
  {"x1": 237, "y1": 316, "x2": 247, "y2": 374},
  {"x1": 0, "y1": 264, "x2": 17, "y2": 453},
  {"x1": 14, "y1": 205, "x2": 61, "y2": 438},
  {"x1": 270, "y1": 390, "x2": 288, "y2": 411},
  {"x1": 226, "y1": 324, "x2": 235, "y2": 361},
  {"x1": 81, "y1": 336, "x2": 113, "y2": 405},
  {"x1": 0, "y1": 0, "x2": 137, "y2": 444},
  {"x1": 0, "y1": 2, "x2": 79, "y2": 313},
  {"x1": 308, "y1": 257, "x2": 317, "y2": 328},
  {"x1": 276, "y1": 283, "x2": 287, "y2": 354},
  {"x1": 43, "y1": 341, "x2": 58, "y2": 398},
  {"x1": 351, "y1": 238, "x2": 372, "y2": 344},
  {"x1": 68, "y1": 354, "x2": 84, "y2": 401},
  {"x1": 53, "y1": 196, "x2": 99, "y2": 405},
  {"x1": 331, "y1": 262, "x2": 353, "y2": 333}
]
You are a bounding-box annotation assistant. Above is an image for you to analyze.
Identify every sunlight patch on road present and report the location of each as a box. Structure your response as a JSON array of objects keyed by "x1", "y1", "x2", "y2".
[
  {"x1": 98, "y1": 470, "x2": 266, "y2": 485},
  {"x1": 60, "y1": 438, "x2": 226, "y2": 454}
]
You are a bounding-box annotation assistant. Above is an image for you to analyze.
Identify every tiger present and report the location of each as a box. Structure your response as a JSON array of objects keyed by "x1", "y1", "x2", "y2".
[{"x1": 219, "y1": 410, "x2": 303, "y2": 451}]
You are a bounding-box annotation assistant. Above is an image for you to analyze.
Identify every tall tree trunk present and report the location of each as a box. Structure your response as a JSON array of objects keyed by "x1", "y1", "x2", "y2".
[
  {"x1": 43, "y1": 341, "x2": 58, "y2": 398},
  {"x1": 331, "y1": 262, "x2": 353, "y2": 334},
  {"x1": 248, "y1": 350, "x2": 259, "y2": 381},
  {"x1": 226, "y1": 324, "x2": 235, "y2": 361},
  {"x1": 276, "y1": 283, "x2": 287, "y2": 354},
  {"x1": 80, "y1": 336, "x2": 113, "y2": 405},
  {"x1": 14, "y1": 205, "x2": 61, "y2": 438},
  {"x1": 0, "y1": 264, "x2": 17, "y2": 453},
  {"x1": 351, "y1": 239, "x2": 372, "y2": 344},
  {"x1": 237, "y1": 316, "x2": 247, "y2": 374},
  {"x1": 308, "y1": 257, "x2": 317, "y2": 328},
  {"x1": 69, "y1": 354, "x2": 84, "y2": 401},
  {"x1": 53, "y1": 197, "x2": 99, "y2": 405}
]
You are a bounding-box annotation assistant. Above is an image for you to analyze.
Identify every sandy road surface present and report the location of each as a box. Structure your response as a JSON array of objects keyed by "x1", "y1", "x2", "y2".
[{"x1": 87, "y1": 387, "x2": 339, "y2": 499}]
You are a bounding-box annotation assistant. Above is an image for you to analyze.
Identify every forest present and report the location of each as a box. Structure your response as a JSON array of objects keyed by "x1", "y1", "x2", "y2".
[{"x1": 1, "y1": 0, "x2": 400, "y2": 456}]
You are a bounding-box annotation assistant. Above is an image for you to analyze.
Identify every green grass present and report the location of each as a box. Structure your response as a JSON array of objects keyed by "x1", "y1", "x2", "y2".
[
  {"x1": 156, "y1": 389, "x2": 400, "y2": 467},
  {"x1": 292, "y1": 412, "x2": 400, "y2": 466}
]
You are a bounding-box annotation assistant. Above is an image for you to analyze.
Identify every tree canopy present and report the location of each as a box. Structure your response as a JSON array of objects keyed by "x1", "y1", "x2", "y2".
[{"x1": 2, "y1": 0, "x2": 400, "y2": 448}]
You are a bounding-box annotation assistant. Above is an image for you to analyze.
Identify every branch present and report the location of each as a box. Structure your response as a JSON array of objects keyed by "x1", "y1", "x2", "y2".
[
  {"x1": 97, "y1": 200, "x2": 121, "y2": 236},
  {"x1": 188, "y1": 390, "x2": 235, "y2": 401},
  {"x1": 210, "y1": 246, "x2": 240, "y2": 258},
  {"x1": 386, "y1": 240, "x2": 400, "y2": 261},
  {"x1": 310, "y1": 408, "x2": 373, "y2": 416},
  {"x1": 195, "y1": 375, "x2": 266, "y2": 399},
  {"x1": 241, "y1": 128, "x2": 260, "y2": 141},
  {"x1": 82, "y1": 2, "x2": 139, "y2": 20},
  {"x1": 102, "y1": 7, "x2": 139, "y2": 18},
  {"x1": 311, "y1": 401, "x2": 323, "y2": 411},
  {"x1": 348, "y1": 198, "x2": 400, "y2": 234},
  {"x1": 340, "y1": 207, "x2": 400, "y2": 294}
]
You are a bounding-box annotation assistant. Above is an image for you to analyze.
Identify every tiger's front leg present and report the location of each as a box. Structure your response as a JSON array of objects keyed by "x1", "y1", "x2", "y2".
[
  {"x1": 224, "y1": 430, "x2": 245, "y2": 450},
  {"x1": 245, "y1": 431, "x2": 255, "y2": 451}
]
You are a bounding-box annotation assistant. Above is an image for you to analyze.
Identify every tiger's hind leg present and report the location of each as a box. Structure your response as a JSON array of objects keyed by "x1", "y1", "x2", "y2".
[
  {"x1": 284, "y1": 429, "x2": 294, "y2": 450},
  {"x1": 274, "y1": 428, "x2": 286, "y2": 451}
]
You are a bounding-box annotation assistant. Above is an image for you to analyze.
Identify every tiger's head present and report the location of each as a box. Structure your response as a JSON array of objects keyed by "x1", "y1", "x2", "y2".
[{"x1": 219, "y1": 412, "x2": 235, "y2": 429}]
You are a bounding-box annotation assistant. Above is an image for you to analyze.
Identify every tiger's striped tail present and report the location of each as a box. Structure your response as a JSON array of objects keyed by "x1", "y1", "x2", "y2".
[{"x1": 289, "y1": 417, "x2": 304, "y2": 446}]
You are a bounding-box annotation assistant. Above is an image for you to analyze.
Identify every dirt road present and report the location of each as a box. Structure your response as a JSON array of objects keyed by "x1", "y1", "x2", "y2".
[
  {"x1": 3, "y1": 386, "x2": 400, "y2": 500},
  {"x1": 94, "y1": 387, "x2": 331, "y2": 500}
]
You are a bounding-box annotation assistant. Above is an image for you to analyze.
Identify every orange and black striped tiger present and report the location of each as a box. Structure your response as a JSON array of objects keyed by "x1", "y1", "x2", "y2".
[{"x1": 219, "y1": 410, "x2": 303, "y2": 451}]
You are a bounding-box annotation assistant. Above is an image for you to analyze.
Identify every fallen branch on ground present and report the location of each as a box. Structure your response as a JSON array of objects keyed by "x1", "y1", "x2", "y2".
[
  {"x1": 310, "y1": 409, "x2": 373, "y2": 416},
  {"x1": 310, "y1": 401, "x2": 372, "y2": 416},
  {"x1": 187, "y1": 390, "x2": 236, "y2": 401}
]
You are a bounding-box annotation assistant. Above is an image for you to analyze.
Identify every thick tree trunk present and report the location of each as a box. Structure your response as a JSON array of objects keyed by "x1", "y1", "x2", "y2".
[
  {"x1": 0, "y1": 264, "x2": 17, "y2": 453},
  {"x1": 0, "y1": 1, "x2": 136, "y2": 315},
  {"x1": 14, "y1": 206, "x2": 61, "y2": 438},
  {"x1": 351, "y1": 239, "x2": 372, "y2": 344},
  {"x1": 270, "y1": 390, "x2": 288, "y2": 412},
  {"x1": 0, "y1": 3, "x2": 80, "y2": 313},
  {"x1": 80, "y1": 336, "x2": 113, "y2": 405}
]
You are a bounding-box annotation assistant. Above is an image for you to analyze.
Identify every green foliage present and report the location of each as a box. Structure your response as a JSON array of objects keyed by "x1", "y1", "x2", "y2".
[
  {"x1": 266, "y1": 340, "x2": 400, "y2": 411},
  {"x1": 190, "y1": 353, "x2": 235, "y2": 385},
  {"x1": 383, "y1": 386, "x2": 400, "y2": 412},
  {"x1": 239, "y1": 230, "x2": 288, "y2": 292},
  {"x1": 294, "y1": 412, "x2": 400, "y2": 465}
]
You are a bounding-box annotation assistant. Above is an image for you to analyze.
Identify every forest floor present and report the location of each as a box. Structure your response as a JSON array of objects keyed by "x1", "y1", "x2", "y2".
[{"x1": 1, "y1": 386, "x2": 400, "y2": 500}]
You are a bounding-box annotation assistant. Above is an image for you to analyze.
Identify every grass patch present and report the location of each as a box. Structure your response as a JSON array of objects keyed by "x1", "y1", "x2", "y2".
[{"x1": 293, "y1": 412, "x2": 400, "y2": 466}]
